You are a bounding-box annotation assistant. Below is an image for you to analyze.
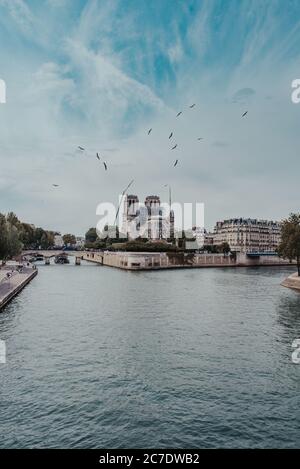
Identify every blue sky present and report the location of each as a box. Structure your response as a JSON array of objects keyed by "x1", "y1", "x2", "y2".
[{"x1": 0, "y1": 0, "x2": 300, "y2": 234}]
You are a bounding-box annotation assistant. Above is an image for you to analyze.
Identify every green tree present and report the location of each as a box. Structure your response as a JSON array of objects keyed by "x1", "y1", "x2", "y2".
[
  {"x1": 40, "y1": 232, "x2": 49, "y2": 249},
  {"x1": 175, "y1": 230, "x2": 187, "y2": 249},
  {"x1": 218, "y1": 242, "x2": 231, "y2": 256},
  {"x1": 85, "y1": 227, "x2": 98, "y2": 244},
  {"x1": 0, "y1": 213, "x2": 9, "y2": 260},
  {"x1": 20, "y1": 223, "x2": 35, "y2": 248},
  {"x1": 47, "y1": 231, "x2": 55, "y2": 248},
  {"x1": 278, "y1": 213, "x2": 300, "y2": 276},
  {"x1": 34, "y1": 227, "x2": 44, "y2": 248},
  {"x1": 99, "y1": 225, "x2": 121, "y2": 245},
  {"x1": 111, "y1": 240, "x2": 177, "y2": 252},
  {"x1": 63, "y1": 233, "x2": 76, "y2": 246},
  {"x1": 6, "y1": 222, "x2": 23, "y2": 258},
  {"x1": 7, "y1": 212, "x2": 21, "y2": 228},
  {"x1": 0, "y1": 213, "x2": 55, "y2": 257},
  {"x1": 32, "y1": 228, "x2": 53, "y2": 249},
  {"x1": 0, "y1": 213, "x2": 22, "y2": 259},
  {"x1": 201, "y1": 244, "x2": 218, "y2": 253}
]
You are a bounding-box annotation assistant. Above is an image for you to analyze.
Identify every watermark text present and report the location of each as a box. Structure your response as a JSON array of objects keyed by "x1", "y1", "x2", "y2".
[
  {"x1": 292, "y1": 338, "x2": 300, "y2": 364},
  {"x1": 0, "y1": 339, "x2": 6, "y2": 364},
  {"x1": 291, "y1": 79, "x2": 300, "y2": 103},
  {"x1": 0, "y1": 78, "x2": 6, "y2": 104}
]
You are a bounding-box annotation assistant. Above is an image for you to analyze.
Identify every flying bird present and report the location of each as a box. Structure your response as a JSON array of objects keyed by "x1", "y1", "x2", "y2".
[
  {"x1": 52, "y1": 184, "x2": 59, "y2": 187},
  {"x1": 171, "y1": 144, "x2": 178, "y2": 150},
  {"x1": 189, "y1": 104, "x2": 196, "y2": 108},
  {"x1": 169, "y1": 132, "x2": 173, "y2": 139},
  {"x1": 103, "y1": 162, "x2": 108, "y2": 171},
  {"x1": 176, "y1": 111, "x2": 182, "y2": 117},
  {"x1": 78, "y1": 146, "x2": 85, "y2": 151},
  {"x1": 197, "y1": 138, "x2": 204, "y2": 141},
  {"x1": 96, "y1": 152, "x2": 100, "y2": 160},
  {"x1": 242, "y1": 111, "x2": 248, "y2": 117},
  {"x1": 174, "y1": 160, "x2": 178, "y2": 167},
  {"x1": 148, "y1": 128, "x2": 152, "y2": 135}
]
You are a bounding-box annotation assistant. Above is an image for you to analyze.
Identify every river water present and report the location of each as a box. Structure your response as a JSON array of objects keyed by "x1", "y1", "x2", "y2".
[{"x1": 0, "y1": 262, "x2": 299, "y2": 448}]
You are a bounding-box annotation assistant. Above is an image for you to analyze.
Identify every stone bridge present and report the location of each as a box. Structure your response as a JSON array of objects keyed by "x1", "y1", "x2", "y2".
[{"x1": 22, "y1": 250, "x2": 87, "y2": 265}]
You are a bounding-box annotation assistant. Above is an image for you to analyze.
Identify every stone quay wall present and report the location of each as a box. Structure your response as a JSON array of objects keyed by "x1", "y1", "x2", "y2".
[
  {"x1": 0, "y1": 266, "x2": 38, "y2": 311},
  {"x1": 83, "y1": 251, "x2": 294, "y2": 271}
]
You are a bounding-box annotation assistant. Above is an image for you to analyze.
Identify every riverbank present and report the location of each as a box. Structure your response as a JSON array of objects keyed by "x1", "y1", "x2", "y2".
[
  {"x1": 281, "y1": 272, "x2": 300, "y2": 291},
  {"x1": 83, "y1": 251, "x2": 295, "y2": 271},
  {"x1": 0, "y1": 264, "x2": 38, "y2": 311}
]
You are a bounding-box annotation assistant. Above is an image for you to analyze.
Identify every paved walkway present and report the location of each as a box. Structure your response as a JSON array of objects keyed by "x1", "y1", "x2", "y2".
[
  {"x1": 282, "y1": 272, "x2": 300, "y2": 291},
  {"x1": 0, "y1": 265, "x2": 37, "y2": 309},
  {"x1": 0, "y1": 271, "x2": 6, "y2": 282}
]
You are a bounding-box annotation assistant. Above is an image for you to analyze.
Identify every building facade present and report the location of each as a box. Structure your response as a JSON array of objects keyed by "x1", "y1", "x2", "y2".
[
  {"x1": 122, "y1": 194, "x2": 175, "y2": 240},
  {"x1": 191, "y1": 227, "x2": 216, "y2": 248},
  {"x1": 75, "y1": 237, "x2": 85, "y2": 249},
  {"x1": 213, "y1": 218, "x2": 281, "y2": 253}
]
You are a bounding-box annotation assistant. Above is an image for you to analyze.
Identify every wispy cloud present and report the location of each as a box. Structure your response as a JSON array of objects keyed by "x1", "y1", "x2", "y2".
[
  {"x1": 1, "y1": 0, "x2": 300, "y2": 233},
  {"x1": 0, "y1": 0, "x2": 34, "y2": 34}
]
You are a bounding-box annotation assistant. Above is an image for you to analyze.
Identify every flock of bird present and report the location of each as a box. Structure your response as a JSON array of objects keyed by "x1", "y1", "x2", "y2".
[
  {"x1": 146, "y1": 103, "x2": 199, "y2": 168},
  {"x1": 147, "y1": 104, "x2": 248, "y2": 168},
  {"x1": 51, "y1": 105, "x2": 248, "y2": 187},
  {"x1": 52, "y1": 146, "x2": 107, "y2": 187},
  {"x1": 79, "y1": 146, "x2": 108, "y2": 170}
]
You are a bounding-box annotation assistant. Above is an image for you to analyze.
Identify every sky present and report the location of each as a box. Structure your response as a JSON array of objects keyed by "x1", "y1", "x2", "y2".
[{"x1": 0, "y1": 0, "x2": 300, "y2": 235}]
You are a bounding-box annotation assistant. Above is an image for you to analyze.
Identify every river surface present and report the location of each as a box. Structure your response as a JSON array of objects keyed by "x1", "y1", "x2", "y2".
[{"x1": 0, "y1": 262, "x2": 299, "y2": 448}]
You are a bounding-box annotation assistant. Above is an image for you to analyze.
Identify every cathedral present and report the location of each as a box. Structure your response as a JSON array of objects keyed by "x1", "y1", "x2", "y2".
[{"x1": 122, "y1": 194, "x2": 174, "y2": 241}]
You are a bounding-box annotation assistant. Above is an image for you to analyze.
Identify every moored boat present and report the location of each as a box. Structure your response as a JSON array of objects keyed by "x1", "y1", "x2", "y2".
[{"x1": 54, "y1": 254, "x2": 69, "y2": 264}]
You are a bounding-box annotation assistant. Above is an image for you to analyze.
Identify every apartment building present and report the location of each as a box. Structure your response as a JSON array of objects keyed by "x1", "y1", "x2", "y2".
[{"x1": 213, "y1": 218, "x2": 281, "y2": 252}]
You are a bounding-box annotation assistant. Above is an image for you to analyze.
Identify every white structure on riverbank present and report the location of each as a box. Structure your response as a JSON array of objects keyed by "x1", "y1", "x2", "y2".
[{"x1": 54, "y1": 233, "x2": 64, "y2": 248}]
